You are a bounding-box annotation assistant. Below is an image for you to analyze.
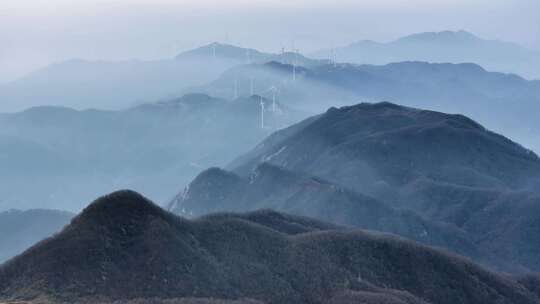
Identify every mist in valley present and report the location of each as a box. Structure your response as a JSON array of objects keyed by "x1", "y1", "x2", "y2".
[{"x1": 1, "y1": 1, "x2": 540, "y2": 303}]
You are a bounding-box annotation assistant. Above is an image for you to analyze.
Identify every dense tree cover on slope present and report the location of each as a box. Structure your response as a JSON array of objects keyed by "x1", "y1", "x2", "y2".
[{"x1": 1, "y1": 190, "x2": 539, "y2": 304}]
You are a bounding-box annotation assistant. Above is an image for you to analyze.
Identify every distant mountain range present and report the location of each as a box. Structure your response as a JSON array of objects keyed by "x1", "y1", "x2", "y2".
[
  {"x1": 5, "y1": 30, "x2": 539, "y2": 114},
  {"x1": 0, "y1": 43, "x2": 325, "y2": 112},
  {"x1": 1, "y1": 190, "x2": 539, "y2": 304},
  {"x1": 311, "y1": 30, "x2": 540, "y2": 80},
  {"x1": 3, "y1": 32, "x2": 540, "y2": 304},
  {"x1": 4, "y1": 43, "x2": 540, "y2": 216},
  {"x1": 190, "y1": 60, "x2": 540, "y2": 152},
  {"x1": 0, "y1": 209, "x2": 73, "y2": 263},
  {"x1": 171, "y1": 102, "x2": 540, "y2": 273},
  {"x1": 4, "y1": 37, "x2": 540, "y2": 153},
  {"x1": 0, "y1": 93, "x2": 305, "y2": 211}
]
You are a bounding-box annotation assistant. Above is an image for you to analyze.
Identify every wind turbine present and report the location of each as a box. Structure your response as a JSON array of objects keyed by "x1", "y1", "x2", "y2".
[
  {"x1": 292, "y1": 48, "x2": 300, "y2": 82},
  {"x1": 259, "y1": 96, "x2": 266, "y2": 129},
  {"x1": 261, "y1": 85, "x2": 280, "y2": 113},
  {"x1": 269, "y1": 86, "x2": 279, "y2": 113},
  {"x1": 250, "y1": 77, "x2": 254, "y2": 95}
]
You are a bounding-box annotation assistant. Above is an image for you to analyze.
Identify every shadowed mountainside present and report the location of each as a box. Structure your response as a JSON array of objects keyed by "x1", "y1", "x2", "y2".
[
  {"x1": 1, "y1": 190, "x2": 539, "y2": 304},
  {"x1": 190, "y1": 60, "x2": 540, "y2": 152},
  {"x1": 0, "y1": 93, "x2": 305, "y2": 211},
  {"x1": 172, "y1": 102, "x2": 540, "y2": 273},
  {"x1": 168, "y1": 163, "x2": 502, "y2": 269},
  {"x1": 230, "y1": 102, "x2": 540, "y2": 190}
]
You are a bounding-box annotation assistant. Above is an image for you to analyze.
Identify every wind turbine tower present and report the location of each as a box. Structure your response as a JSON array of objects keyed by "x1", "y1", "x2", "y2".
[
  {"x1": 250, "y1": 77, "x2": 254, "y2": 95},
  {"x1": 259, "y1": 96, "x2": 266, "y2": 129},
  {"x1": 292, "y1": 49, "x2": 299, "y2": 82},
  {"x1": 270, "y1": 86, "x2": 278, "y2": 112}
]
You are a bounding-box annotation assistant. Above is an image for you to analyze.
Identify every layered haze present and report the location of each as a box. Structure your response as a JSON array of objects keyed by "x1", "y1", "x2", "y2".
[
  {"x1": 1, "y1": 0, "x2": 539, "y2": 84},
  {"x1": 2, "y1": 1, "x2": 540, "y2": 302}
]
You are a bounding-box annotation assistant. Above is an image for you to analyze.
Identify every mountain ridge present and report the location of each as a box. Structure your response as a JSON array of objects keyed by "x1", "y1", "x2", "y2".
[
  {"x1": 311, "y1": 30, "x2": 540, "y2": 80},
  {"x1": 1, "y1": 190, "x2": 539, "y2": 304},
  {"x1": 169, "y1": 162, "x2": 502, "y2": 269},
  {"x1": 0, "y1": 42, "x2": 317, "y2": 112},
  {"x1": 191, "y1": 58, "x2": 540, "y2": 153},
  {"x1": 175, "y1": 102, "x2": 540, "y2": 273},
  {"x1": 0, "y1": 93, "x2": 306, "y2": 211}
]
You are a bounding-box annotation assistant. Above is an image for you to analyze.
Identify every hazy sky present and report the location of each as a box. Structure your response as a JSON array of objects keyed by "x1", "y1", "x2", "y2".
[{"x1": 1, "y1": 0, "x2": 539, "y2": 83}]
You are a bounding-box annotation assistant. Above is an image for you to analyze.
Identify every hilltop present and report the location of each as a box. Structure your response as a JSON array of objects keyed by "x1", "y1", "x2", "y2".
[{"x1": 1, "y1": 190, "x2": 539, "y2": 304}]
